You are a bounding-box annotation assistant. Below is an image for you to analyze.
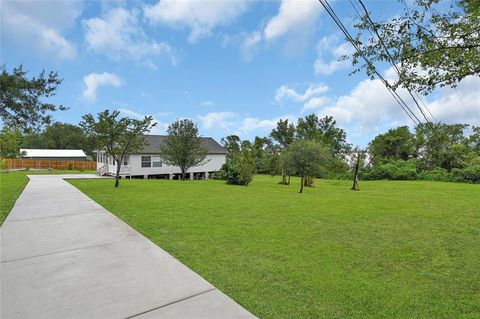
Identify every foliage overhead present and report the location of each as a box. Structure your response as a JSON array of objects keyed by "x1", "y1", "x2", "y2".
[
  {"x1": 0, "y1": 65, "x2": 66, "y2": 132},
  {"x1": 351, "y1": 0, "x2": 480, "y2": 94}
]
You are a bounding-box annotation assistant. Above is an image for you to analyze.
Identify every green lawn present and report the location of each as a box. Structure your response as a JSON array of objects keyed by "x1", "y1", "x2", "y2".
[
  {"x1": 3, "y1": 175, "x2": 475, "y2": 318},
  {"x1": 0, "y1": 170, "x2": 95, "y2": 225},
  {"x1": 63, "y1": 177, "x2": 480, "y2": 317}
]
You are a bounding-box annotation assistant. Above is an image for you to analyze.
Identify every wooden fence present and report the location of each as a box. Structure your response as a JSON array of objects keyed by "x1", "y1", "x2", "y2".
[{"x1": 4, "y1": 159, "x2": 97, "y2": 171}]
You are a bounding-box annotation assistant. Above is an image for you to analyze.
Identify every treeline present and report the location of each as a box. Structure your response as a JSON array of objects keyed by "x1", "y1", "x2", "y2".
[
  {"x1": 216, "y1": 115, "x2": 480, "y2": 185},
  {"x1": 0, "y1": 123, "x2": 98, "y2": 160}
]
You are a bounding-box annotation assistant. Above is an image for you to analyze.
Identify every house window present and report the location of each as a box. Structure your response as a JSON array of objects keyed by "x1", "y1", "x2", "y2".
[
  {"x1": 152, "y1": 156, "x2": 162, "y2": 167},
  {"x1": 141, "y1": 156, "x2": 151, "y2": 167},
  {"x1": 123, "y1": 156, "x2": 129, "y2": 166}
]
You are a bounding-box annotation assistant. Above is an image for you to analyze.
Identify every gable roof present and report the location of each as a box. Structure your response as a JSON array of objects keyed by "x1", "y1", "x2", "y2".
[
  {"x1": 20, "y1": 149, "x2": 86, "y2": 158},
  {"x1": 140, "y1": 135, "x2": 227, "y2": 154}
]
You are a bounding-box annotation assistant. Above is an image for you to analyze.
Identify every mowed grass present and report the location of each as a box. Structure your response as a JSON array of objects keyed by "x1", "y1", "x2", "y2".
[
  {"x1": 70, "y1": 176, "x2": 480, "y2": 318},
  {"x1": 0, "y1": 170, "x2": 95, "y2": 225}
]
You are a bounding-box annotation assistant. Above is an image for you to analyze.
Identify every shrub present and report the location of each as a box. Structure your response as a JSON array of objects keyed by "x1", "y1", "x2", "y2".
[
  {"x1": 452, "y1": 165, "x2": 480, "y2": 183},
  {"x1": 0, "y1": 159, "x2": 7, "y2": 170},
  {"x1": 417, "y1": 167, "x2": 454, "y2": 182},
  {"x1": 362, "y1": 160, "x2": 418, "y2": 180},
  {"x1": 67, "y1": 163, "x2": 74, "y2": 170}
]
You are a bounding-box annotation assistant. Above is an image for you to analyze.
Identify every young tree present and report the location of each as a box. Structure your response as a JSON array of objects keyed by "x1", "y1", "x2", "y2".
[
  {"x1": 233, "y1": 147, "x2": 256, "y2": 186},
  {"x1": 350, "y1": 147, "x2": 366, "y2": 191},
  {"x1": 1, "y1": 65, "x2": 66, "y2": 132},
  {"x1": 159, "y1": 119, "x2": 207, "y2": 180},
  {"x1": 270, "y1": 119, "x2": 296, "y2": 184},
  {"x1": 282, "y1": 140, "x2": 329, "y2": 193},
  {"x1": 80, "y1": 110, "x2": 155, "y2": 187},
  {"x1": 0, "y1": 126, "x2": 23, "y2": 158},
  {"x1": 351, "y1": 0, "x2": 480, "y2": 95}
]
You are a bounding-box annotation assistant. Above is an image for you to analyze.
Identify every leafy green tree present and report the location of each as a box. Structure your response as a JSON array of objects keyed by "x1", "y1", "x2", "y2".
[
  {"x1": 0, "y1": 65, "x2": 66, "y2": 132},
  {"x1": 159, "y1": 119, "x2": 207, "y2": 180},
  {"x1": 282, "y1": 139, "x2": 330, "y2": 193},
  {"x1": 0, "y1": 126, "x2": 23, "y2": 158},
  {"x1": 468, "y1": 126, "x2": 480, "y2": 155},
  {"x1": 220, "y1": 135, "x2": 241, "y2": 158},
  {"x1": 270, "y1": 119, "x2": 296, "y2": 184},
  {"x1": 296, "y1": 114, "x2": 351, "y2": 157},
  {"x1": 351, "y1": 0, "x2": 480, "y2": 94},
  {"x1": 80, "y1": 110, "x2": 155, "y2": 187},
  {"x1": 233, "y1": 146, "x2": 256, "y2": 186},
  {"x1": 251, "y1": 136, "x2": 272, "y2": 173},
  {"x1": 368, "y1": 126, "x2": 417, "y2": 163},
  {"x1": 416, "y1": 122, "x2": 471, "y2": 170}
]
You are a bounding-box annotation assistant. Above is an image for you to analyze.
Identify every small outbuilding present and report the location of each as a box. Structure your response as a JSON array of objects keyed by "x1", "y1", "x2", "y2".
[{"x1": 20, "y1": 149, "x2": 87, "y2": 161}]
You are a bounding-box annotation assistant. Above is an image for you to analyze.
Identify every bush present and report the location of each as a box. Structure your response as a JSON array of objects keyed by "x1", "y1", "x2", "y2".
[
  {"x1": 67, "y1": 163, "x2": 74, "y2": 170},
  {"x1": 452, "y1": 165, "x2": 480, "y2": 183},
  {"x1": 362, "y1": 160, "x2": 418, "y2": 180},
  {"x1": 217, "y1": 158, "x2": 251, "y2": 185},
  {"x1": 417, "y1": 167, "x2": 454, "y2": 182},
  {"x1": 0, "y1": 159, "x2": 7, "y2": 170}
]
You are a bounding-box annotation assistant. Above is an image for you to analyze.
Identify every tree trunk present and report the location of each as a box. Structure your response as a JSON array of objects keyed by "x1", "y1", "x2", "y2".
[
  {"x1": 115, "y1": 160, "x2": 122, "y2": 188},
  {"x1": 181, "y1": 168, "x2": 186, "y2": 181},
  {"x1": 287, "y1": 175, "x2": 290, "y2": 185},
  {"x1": 281, "y1": 168, "x2": 287, "y2": 184},
  {"x1": 300, "y1": 175, "x2": 304, "y2": 193},
  {"x1": 351, "y1": 152, "x2": 361, "y2": 191}
]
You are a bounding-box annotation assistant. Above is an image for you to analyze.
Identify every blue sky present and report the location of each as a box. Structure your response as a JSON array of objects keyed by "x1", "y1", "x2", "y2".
[{"x1": 2, "y1": 0, "x2": 479, "y2": 146}]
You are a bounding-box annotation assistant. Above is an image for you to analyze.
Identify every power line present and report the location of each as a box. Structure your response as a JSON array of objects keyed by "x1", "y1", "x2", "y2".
[
  {"x1": 318, "y1": 0, "x2": 422, "y2": 126},
  {"x1": 355, "y1": 0, "x2": 436, "y2": 125}
]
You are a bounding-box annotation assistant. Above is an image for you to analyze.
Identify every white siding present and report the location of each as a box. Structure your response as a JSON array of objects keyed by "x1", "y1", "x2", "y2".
[{"x1": 128, "y1": 154, "x2": 226, "y2": 176}]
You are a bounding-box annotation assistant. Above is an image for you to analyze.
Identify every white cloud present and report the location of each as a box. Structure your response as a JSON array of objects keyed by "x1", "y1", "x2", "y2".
[
  {"x1": 2, "y1": 1, "x2": 80, "y2": 59},
  {"x1": 144, "y1": 0, "x2": 251, "y2": 43},
  {"x1": 197, "y1": 112, "x2": 237, "y2": 130},
  {"x1": 83, "y1": 72, "x2": 124, "y2": 102},
  {"x1": 426, "y1": 76, "x2": 480, "y2": 125},
  {"x1": 240, "y1": 31, "x2": 262, "y2": 62},
  {"x1": 264, "y1": 0, "x2": 321, "y2": 41},
  {"x1": 198, "y1": 112, "x2": 294, "y2": 137},
  {"x1": 118, "y1": 108, "x2": 169, "y2": 134},
  {"x1": 275, "y1": 83, "x2": 329, "y2": 104},
  {"x1": 201, "y1": 100, "x2": 215, "y2": 107},
  {"x1": 314, "y1": 35, "x2": 354, "y2": 75},
  {"x1": 83, "y1": 7, "x2": 177, "y2": 67}
]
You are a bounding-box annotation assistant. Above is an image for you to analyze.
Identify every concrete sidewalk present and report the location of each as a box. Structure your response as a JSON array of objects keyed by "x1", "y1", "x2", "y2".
[{"x1": 1, "y1": 174, "x2": 255, "y2": 319}]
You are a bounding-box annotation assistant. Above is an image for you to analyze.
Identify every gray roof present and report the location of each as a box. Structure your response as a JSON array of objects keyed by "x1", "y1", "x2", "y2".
[{"x1": 140, "y1": 135, "x2": 227, "y2": 154}]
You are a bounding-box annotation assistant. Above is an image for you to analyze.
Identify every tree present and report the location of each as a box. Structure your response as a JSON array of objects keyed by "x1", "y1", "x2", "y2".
[
  {"x1": 0, "y1": 65, "x2": 66, "y2": 132},
  {"x1": 159, "y1": 119, "x2": 207, "y2": 180},
  {"x1": 282, "y1": 140, "x2": 329, "y2": 193},
  {"x1": 368, "y1": 126, "x2": 417, "y2": 164},
  {"x1": 22, "y1": 122, "x2": 97, "y2": 159},
  {"x1": 415, "y1": 122, "x2": 471, "y2": 170},
  {"x1": 351, "y1": 147, "x2": 366, "y2": 191},
  {"x1": 221, "y1": 135, "x2": 241, "y2": 158},
  {"x1": 296, "y1": 114, "x2": 351, "y2": 157},
  {"x1": 80, "y1": 110, "x2": 155, "y2": 187},
  {"x1": 270, "y1": 119, "x2": 296, "y2": 184},
  {"x1": 0, "y1": 126, "x2": 23, "y2": 158},
  {"x1": 233, "y1": 147, "x2": 256, "y2": 186},
  {"x1": 351, "y1": 0, "x2": 480, "y2": 94}
]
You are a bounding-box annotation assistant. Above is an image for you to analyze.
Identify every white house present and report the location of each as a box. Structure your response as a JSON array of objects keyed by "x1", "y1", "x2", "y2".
[
  {"x1": 96, "y1": 135, "x2": 227, "y2": 179},
  {"x1": 20, "y1": 149, "x2": 87, "y2": 161}
]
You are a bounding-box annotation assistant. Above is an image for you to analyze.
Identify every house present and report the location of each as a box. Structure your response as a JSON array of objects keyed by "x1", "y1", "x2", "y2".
[
  {"x1": 20, "y1": 149, "x2": 87, "y2": 161},
  {"x1": 96, "y1": 135, "x2": 227, "y2": 179}
]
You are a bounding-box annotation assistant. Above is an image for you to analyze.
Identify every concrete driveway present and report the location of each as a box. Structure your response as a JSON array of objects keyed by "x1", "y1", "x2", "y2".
[{"x1": 0, "y1": 174, "x2": 255, "y2": 319}]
